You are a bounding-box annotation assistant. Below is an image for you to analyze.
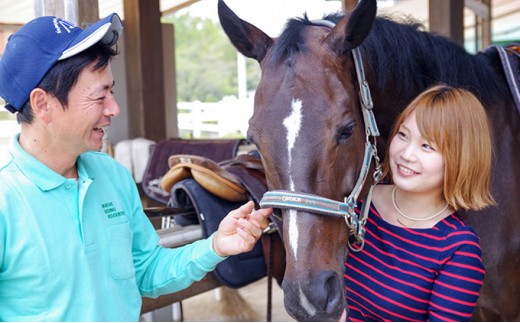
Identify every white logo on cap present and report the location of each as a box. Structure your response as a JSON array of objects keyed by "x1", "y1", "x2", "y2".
[{"x1": 52, "y1": 18, "x2": 77, "y2": 34}]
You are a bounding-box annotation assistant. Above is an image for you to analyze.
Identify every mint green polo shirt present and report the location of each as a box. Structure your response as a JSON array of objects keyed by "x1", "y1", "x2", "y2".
[{"x1": 0, "y1": 134, "x2": 225, "y2": 321}]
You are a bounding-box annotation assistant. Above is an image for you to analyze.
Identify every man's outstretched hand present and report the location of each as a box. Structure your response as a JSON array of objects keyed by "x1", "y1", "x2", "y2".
[{"x1": 212, "y1": 201, "x2": 272, "y2": 257}]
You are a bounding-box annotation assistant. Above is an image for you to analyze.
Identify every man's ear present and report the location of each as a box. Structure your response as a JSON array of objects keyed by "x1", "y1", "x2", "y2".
[{"x1": 29, "y1": 88, "x2": 52, "y2": 123}]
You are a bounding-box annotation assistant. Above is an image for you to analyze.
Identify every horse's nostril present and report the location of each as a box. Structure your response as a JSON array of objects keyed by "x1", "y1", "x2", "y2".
[
  {"x1": 313, "y1": 270, "x2": 343, "y2": 314},
  {"x1": 324, "y1": 273, "x2": 342, "y2": 312}
]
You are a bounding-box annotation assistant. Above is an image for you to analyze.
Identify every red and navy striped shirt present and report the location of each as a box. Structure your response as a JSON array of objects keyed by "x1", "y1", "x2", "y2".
[{"x1": 344, "y1": 201, "x2": 485, "y2": 322}]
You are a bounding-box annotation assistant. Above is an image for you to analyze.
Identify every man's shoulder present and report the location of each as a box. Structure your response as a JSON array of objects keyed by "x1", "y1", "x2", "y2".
[
  {"x1": 0, "y1": 153, "x2": 14, "y2": 174},
  {"x1": 0, "y1": 154, "x2": 13, "y2": 176},
  {"x1": 79, "y1": 151, "x2": 132, "y2": 177},
  {"x1": 81, "y1": 151, "x2": 121, "y2": 166}
]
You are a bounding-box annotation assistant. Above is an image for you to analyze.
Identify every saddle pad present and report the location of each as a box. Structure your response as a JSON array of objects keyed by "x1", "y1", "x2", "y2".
[
  {"x1": 169, "y1": 178, "x2": 267, "y2": 288},
  {"x1": 141, "y1": 138, "x2": 243, "y2": 205}
]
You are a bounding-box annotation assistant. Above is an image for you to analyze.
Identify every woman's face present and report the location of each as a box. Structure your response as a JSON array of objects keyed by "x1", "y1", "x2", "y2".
[{"x1": 388, "y1": 111, "x2": 445, "y2": 195}]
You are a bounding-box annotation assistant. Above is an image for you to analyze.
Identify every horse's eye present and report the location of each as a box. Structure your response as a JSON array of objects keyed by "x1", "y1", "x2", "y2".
[
  {"x1": 246, "y1": 134, "x2": 256, "y2": 145},
  {"x1": 337, "y1": 122, "x2": 356, "y2": 144}
]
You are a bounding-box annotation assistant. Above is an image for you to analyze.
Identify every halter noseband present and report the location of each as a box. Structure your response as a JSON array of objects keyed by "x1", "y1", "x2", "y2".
[{"x1": 259, "y1": 19, "x2": 382, "y2": 252}]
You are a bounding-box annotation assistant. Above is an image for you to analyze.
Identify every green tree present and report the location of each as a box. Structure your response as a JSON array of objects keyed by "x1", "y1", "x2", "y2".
[{"x1": 162, "y1": 13, "x2": 260, "y2": 102}]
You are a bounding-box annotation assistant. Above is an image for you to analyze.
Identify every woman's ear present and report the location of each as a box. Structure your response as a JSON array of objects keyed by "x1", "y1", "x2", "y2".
[{"x1": 29, "y1": 88, "x2": 52, "y2": 124}]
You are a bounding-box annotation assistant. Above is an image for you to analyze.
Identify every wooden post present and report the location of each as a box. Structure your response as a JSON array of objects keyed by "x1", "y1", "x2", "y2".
[
  {"x1": 465, "y1": 0, "x2": 492, "y2": 50},
  {"x1": 34, "y1": 0, "x2": 98, "y2": 26},
  {"x1": 343, "y1": 0, "x2": 357, "y2": 11},
  {"x1": 123, "y1": 0, "x2": 167, "y2": 142},
  {"x1": 162, "y1": 23, "x2": 179, "y2": 139},
  {"x1": 429, "y1": 0, "x2": 464, "y2": 47}
]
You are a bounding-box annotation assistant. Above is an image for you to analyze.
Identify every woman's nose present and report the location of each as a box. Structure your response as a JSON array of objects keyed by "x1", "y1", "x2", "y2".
[{"x1": 400, "y1": 143, "x2": 417, "y2": 161}]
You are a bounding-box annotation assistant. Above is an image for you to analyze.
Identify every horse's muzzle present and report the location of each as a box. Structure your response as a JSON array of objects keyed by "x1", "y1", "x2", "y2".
[{"x1": 282, "y1": 269, "x2": 345, "y2": 322}]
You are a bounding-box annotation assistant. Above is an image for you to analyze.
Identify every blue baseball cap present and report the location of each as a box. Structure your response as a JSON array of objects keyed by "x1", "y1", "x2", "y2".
[{"x1": 0, "y1": 13, "x2": 123, "y2": 113}]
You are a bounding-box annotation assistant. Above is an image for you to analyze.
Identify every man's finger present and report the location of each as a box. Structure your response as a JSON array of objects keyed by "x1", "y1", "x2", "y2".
[{"x1": 230, "y1": 201, "x2": 255, "y2": 220}]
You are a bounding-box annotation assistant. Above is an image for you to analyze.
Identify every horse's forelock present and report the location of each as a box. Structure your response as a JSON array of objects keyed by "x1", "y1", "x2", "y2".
[{"x1": 270, "y1": 13, "x2": 344, "y2": 65}]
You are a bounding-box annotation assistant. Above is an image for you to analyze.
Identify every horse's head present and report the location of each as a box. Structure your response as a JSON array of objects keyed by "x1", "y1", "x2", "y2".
[{"x1": 219, "y1": 0, "x2": 377, "y2": 320}]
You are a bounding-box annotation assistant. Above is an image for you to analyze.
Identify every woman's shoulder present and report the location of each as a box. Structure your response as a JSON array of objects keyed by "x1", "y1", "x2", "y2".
[{"x1": 436, "y1": 212, "x2": 482, "y2": 244}]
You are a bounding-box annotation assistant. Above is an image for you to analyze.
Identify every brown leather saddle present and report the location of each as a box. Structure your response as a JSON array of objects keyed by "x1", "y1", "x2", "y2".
[{"x1": 161, "y1": 152, "x2": 267, "y2": 204}]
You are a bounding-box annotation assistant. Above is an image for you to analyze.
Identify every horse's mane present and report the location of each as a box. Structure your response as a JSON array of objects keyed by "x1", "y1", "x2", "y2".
[{"x1": 272, "y1": 13, "x2": 508, "y2": 105}]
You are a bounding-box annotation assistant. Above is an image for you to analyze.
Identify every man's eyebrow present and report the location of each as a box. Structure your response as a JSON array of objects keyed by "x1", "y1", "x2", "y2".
[{"x1": 101, "y1": 80, "x2": 116, "y2": 91}]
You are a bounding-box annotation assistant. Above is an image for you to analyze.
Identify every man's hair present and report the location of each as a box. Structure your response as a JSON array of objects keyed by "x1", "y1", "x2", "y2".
[
  {"x1": 382, "y1": 84, "x2": 495, "y2": 211},
  {"x1": 16, "y1": 42, "x2": 118, "y2": 124}
]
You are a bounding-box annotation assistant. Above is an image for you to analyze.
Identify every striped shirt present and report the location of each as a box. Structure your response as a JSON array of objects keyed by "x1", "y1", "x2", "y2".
[{"x1": 344, "y1": 201, "x2": 485, "y2": 322}]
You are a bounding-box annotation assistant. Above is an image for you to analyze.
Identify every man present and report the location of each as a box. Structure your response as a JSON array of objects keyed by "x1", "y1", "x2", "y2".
[{"x1": 0, "y1": 13, "x2": 271, "y2": 321}]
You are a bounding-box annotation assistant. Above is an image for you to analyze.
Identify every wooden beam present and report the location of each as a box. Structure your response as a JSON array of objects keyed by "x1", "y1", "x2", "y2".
[
  {"x1": 124, "y1": 0, "x2": 167, "y2": 142},
  {"x1": 141, "y1": 273, "x2": 221, "y2": 313},
  {"x1": 465, "y1": 0, "x2": 490, "y2": 20},
  {"x1": 428, "y1": 0, "x2": 464, "y2": 47},
  {"x1": 161, "y1": 0, "x2": 202, "y2": 17}
]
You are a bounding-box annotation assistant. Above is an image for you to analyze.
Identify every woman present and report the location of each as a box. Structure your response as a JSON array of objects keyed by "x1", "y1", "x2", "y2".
[{"x1": 343, "y1": 84, "x2": 495, "y2": 321}]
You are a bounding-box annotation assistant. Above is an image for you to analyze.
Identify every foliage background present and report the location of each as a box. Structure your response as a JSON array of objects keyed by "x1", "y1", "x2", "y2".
[{"x1": 162, "y1": 14, "x2": 261, "y2": 103}]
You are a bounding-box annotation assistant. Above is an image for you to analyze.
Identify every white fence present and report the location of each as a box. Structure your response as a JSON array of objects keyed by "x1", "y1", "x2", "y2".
[{"x1": 177, "y1": 96, "x2": 253, "y2": 139}]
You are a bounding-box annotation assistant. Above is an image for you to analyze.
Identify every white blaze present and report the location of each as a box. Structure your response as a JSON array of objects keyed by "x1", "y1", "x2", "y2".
[
  {"x1": 283, "y1": 99, "x2": 318, "y2": 317},
  {"x1": 283, "y1": 99, "x2": 302, "y2": 261}
]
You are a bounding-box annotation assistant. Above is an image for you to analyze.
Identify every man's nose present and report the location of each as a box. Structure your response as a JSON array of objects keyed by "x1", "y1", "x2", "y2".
[{"x1": 105, "y1": 95, "x2": 120, "y2": 117}]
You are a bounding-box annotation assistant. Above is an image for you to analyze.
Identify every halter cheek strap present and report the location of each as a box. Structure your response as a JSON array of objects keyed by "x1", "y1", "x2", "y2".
[{"x1": 259, "y1": 20, "x2": 382, "y2": 252}]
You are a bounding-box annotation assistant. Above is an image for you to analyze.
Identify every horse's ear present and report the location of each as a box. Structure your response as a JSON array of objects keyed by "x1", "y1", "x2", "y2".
[
  {"x1": 325, "y1": 0, "x2": 377, "y2": 53},
  {"x1": 218, "y1": 0, "x2": 273, "y2": 62}
]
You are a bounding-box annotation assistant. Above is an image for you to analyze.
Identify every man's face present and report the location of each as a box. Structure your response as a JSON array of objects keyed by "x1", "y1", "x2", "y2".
[{"x1": 47, "y1": 62, "x2": 119, "y2": 155}]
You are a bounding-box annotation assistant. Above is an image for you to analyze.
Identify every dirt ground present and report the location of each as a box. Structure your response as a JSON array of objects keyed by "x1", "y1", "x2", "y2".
[{"x1": 181, "y1": 277, "x2": 295, "y2": 322}]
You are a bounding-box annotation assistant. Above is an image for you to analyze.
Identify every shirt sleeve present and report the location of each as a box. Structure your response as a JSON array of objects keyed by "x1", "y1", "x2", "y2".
[
  {"x1": 427, "y1": 234, "x2": 485, "y2": 322},
  {"x1": 124, "y1": 178, "x2": 226, "y2": 299},
  {"x1": 0, "y1": 211, "x2": 4, "y2": 271}
]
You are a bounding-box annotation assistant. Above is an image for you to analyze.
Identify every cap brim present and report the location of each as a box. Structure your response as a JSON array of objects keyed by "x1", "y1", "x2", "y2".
[{"x1": 59, "y1": 13, "x2": 122, "y2": 60}]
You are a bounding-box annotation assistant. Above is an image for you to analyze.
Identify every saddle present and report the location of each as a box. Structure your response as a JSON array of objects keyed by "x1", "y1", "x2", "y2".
[
  {"x1": 161, "y1": 151, "x2": 267, "y2": 204},
  {"x1": 141, "y1": 138, "x2": 243, "y2": 205},
  {"x1": 163, "y1": 151, "x2": 286, "y2": 288}
]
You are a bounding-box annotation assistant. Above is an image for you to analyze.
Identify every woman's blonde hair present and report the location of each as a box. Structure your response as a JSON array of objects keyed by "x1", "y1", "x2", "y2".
[{"x1": 382, "y1": 84, "x2": 495, "y2": 211}]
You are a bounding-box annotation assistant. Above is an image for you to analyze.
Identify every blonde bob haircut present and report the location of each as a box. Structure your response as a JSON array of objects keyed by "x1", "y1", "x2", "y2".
[{"x1": 382, "y1": 84, "x2": 495, "y2": 211}]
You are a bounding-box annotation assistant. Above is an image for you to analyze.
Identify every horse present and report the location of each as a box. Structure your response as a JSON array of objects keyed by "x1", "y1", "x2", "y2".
[{"x1": 218, "y1": 0, "x2": 520, "y2": 321}]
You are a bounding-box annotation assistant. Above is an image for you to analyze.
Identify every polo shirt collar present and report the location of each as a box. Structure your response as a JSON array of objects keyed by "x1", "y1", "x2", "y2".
[{"x1": 9, "y1": 133, "x2": 85, "y2": 191}]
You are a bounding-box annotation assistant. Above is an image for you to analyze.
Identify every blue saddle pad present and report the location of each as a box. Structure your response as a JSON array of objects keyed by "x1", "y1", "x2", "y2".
[{"x1": 169, "y1": 178, "x2": 267, "y2": 288}]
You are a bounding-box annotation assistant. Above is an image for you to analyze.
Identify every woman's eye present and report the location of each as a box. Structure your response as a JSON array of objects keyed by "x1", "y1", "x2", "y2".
[{"x1": 422, "y1": 143, "x2": 436, "y2": 151}]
